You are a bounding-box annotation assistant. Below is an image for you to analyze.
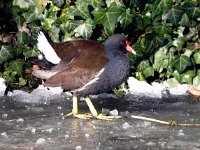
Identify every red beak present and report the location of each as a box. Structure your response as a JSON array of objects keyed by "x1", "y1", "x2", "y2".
[{"x1": 126, "y1": 40, "x2": 136, "y2": 54}]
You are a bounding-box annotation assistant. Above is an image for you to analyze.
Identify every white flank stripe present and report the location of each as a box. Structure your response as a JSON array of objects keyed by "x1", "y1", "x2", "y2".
[
  {"x1": 77, "y1": 68, "x2": 105, "y2": 92},
  {"x1": 37, "y1": 31, "x2": 61, "y2": 64}
]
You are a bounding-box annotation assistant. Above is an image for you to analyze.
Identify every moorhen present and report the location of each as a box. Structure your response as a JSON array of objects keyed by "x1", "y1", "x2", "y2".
[{"x1": 31, "y1": 31, "x2": 136, "y2": 119}]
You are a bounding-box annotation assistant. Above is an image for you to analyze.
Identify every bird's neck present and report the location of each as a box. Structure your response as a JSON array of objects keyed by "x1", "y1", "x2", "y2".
[{"x1": 104, "y1": 45, "x2": 125, "y2": 59}]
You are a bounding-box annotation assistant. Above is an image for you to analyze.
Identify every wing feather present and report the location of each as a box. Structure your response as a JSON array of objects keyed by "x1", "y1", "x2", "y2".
[{"x1": 44, "y1": 54, "x2": 108, "y2": 91}]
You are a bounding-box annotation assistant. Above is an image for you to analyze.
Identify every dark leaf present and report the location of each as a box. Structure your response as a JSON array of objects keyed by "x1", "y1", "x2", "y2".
[
  {"x1": 193, "y1": 52, "x2": 200, "y2": 64},
  {"x1": 170, "y1": 55, "x2": 191, "y2": 73},
  {"x1": 92, "y1": 2, "x2": 123, "y2": 35},
  {"x1": 143, "y1": 66, "x2": 154, "y2": 78},
  {"x1": 179, "y1": 13, "x2": 189, "y2": 26},
  {"x1": 23, "y1": 49, "x2": 40, "y2": 57},
  {"x1": 74, "y1": 19, "x2": 96, "y2": 38},
  {"x1": 9, "y1": 59, "x2": 28, "y2": 75},
  {"x1": 154, "y1": 46, "x2": 170, "y2": 73},
  {"x1": 68, "y1": 0, "x2": 91, "y2": 19},
  {"x1": 163, "y1": 7, "x2": 183, "y2": 25},
  {"x1": 180, "y1": 70, "x2": 194, "y2": 84},
  {"x1": 52, "y1": 0, "x2": 64, "y2": 7},
  {"x1": 119, "y1": 8, "x2": 133, "y2": 29},
  {"x1": 0, "y1": 46, "x2": 14, "y2": 64},
  {"x1": 23, "y1": 6, "x2": 40, "y2": 23},
  {"x1": 154, "y1": 23, "x2": 172, "y2": 34},
  {"x1": 153, "y1": 0, "x2": 173, "y2": 18},
  {"x1": 34, "y1": 0, "x2": 49, "y2": 13}
]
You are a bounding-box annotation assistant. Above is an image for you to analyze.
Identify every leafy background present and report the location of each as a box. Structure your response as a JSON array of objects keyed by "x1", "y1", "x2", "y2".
[{"x1": 0, "y1": 0, "x2": 200, "y2": 92}]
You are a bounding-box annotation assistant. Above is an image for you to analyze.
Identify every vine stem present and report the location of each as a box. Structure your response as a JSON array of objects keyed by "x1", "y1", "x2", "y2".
[{"x1": 131, "y1": 115, "x2": 200, "y2": 126}]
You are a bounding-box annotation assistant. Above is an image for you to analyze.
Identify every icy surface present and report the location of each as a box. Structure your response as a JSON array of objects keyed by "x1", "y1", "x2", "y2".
[
  {"x1": 0, "y1": 92, "x2": 200, "y2": 149},
  {"x1": 0, "y1": 77, "x2": 199, "y2": 149}
]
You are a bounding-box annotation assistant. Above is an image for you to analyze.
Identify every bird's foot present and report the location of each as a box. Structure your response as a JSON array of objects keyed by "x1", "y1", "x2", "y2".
[
  {"x1": 95, "y1": 113, "x2": 122, "y2": 120},
  {"x1": 66, "y1": 112, "x2": 93, "y2": 119},
  {"x1": 66, "y1": 112, "x2": 122, "y2": 120}
]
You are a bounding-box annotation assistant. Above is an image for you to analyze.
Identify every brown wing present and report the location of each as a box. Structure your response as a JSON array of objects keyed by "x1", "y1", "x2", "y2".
[
  {"x1": 43, "y1": 54, "x2": 108, "y2": 91},
  {"x1": 51, "y1": 40, "x2": 105, "y2": 62}
]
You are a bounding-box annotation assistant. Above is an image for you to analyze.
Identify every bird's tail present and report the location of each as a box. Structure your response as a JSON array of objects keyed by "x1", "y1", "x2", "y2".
[{"x1": 37, "y1": 31, "x2": 61, "y2": 64}]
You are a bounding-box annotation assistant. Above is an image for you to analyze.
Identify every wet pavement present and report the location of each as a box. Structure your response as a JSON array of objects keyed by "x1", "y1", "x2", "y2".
[{"x1": 0, "y1": 93, "x2": 200, "y2": 150}]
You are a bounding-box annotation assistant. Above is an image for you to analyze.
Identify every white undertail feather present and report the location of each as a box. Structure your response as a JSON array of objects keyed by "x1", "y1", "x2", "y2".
[
  {"x1": 32, "y1": 70, "x2": 58, "y2": 80},
  {"x1": 37, "y1": 31, "x2": 61, "y2": 64}
]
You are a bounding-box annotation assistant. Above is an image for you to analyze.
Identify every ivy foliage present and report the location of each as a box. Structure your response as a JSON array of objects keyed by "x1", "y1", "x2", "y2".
[{"x1": 0, "y1": 0, "x2": 199, "y2": 90}]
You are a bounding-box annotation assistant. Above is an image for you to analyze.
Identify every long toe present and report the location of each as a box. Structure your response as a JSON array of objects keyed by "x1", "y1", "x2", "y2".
[
  {"x1": 74, "y1": 114, "x2": 93, "y2": 119},
  {"x1": 95, "y1": 114, "x2": 122, "y2": 120},
  {"x1": 66, "y1": 112, "x2": 93, "y2": 119}
]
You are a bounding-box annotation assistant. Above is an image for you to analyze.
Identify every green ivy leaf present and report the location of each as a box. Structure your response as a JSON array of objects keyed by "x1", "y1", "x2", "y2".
[
  {"x1": 154, "y1": 23, "x2": 172, "y2": 34},
  {"x1": 92, "y1": 2, "x2": 122, "y2": 35},
  {"x1": 193, "y1": 51, "x2": 200, "y2": 64},
  {"x1": 193, "y1": 70, "x2": 200, "y2": 87},
  {"x1": 119, "y1": 8, "x2": 133, "y2": 29},
  {"x1": 74, "y1": 19, "x2": 96, "y2": 38},
  {"x1": 135, "y1": 72, "x2": 146, "y2": 81},
  {"x1": 106, "y1": 0, "x2": 123, "y2": 7},
  {"x1": 24, "y1": 6, "x2": 40, "y2": 23},
  {"x1": 180, "y1": 70, "x2": 194, "y2": 84},
  {"x1": 145, "y1": 33, "x2": 164, "y2": 52},
  {"x1": 68, "y1": 0, "x2": 91, "y2": 19},
  {"x1": 17, "y1": 32, "x2": 29, "y2": 45},
  {"x1": 52, "y1": 0, "x2": 64, "y2": 7},
  {"x1": 153, "y1": 46, "x2": 170, "y2": 73},
  {"x1": 19, "y1": 77, "x2": 27, "y2": 86},
  {"x1": 138, "y1": 60, "x2": 150, "y2": 71},
  {"x1": 173, "y1": 70, "x2": 181, "y2": 82},
  {"x1": 9, "y1": 59, "x2": 27, "y2": 75},
  {"x1": 43, "y1": 18, "x2": 55, "y2": 30},
  {"x1": 49, "y1": 25, "x2": 60, "y2": 42},
  {"x1": 13, "y1": 0, "x2": 30, "y2": 9},
  {"x1": 170, "y1": 55, "x2": 191, "y2": 73},
  {"x1": 172, "y1": 37, "x2": 184, "y2": 51},
  {"x1": 34, "y1": 0, "x2": 49, "y2": 13},
  {"x1": 166, "y1": 78, "x2": 180, "y2": 88},
  {"x1": 163, "y1": 7, "x2": 183, "y2": 25},
  {"x1": 179, "y1": 13, "x2": 189, "y2": 26},
  {"x1": 185, "y1": 6, "x2": 200, "y2": 19},
  {"x1": 153, "y1": 0, "x2": 173, "y2": 18},
  {"x1": 0, "y1": 46, "x2": 14, "y2": 64},
  {"x1": 88, "y1": 0, "x2": 104, "y2": 8},
  {"x1": 143, "y1": 66, "x2": 154, "y2": 78},
  {"x1": 23, "y1": 49, "x2": 40, "y2": 57},
  {"x1": 60, "y1": 19, "x2": 85, "y2": 34},
  {"x1": 183, "y1": 48, "x2": 193, "y2": 57},
  {"x1": 13, "y1": 16, "x2": 25, "y2": 29},
  {"x1": 193, "y1": 76, "x2": 200, "y2": 87}
]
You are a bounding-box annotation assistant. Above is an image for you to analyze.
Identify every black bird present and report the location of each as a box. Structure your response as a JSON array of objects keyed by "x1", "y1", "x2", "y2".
[{"x1": 31, "y1": 32, "x2": 136, "y2": 119}]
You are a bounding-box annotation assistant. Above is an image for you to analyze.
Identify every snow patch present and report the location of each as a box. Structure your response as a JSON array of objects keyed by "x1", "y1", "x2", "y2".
[
  {"x1": 36, "y1": 138, "x2": 46, "y2": 144},
  {"x1": 7, "y1": 85, "x2": 68, "y2": 104},
  {"x1": 0, "y1": 78, "x2": 6, "y2": 96},
  {"x1": 128, "y1": 77, "x2": 189, "y2": 98},
  {"x1": 128, "y1": 77, "x2": 165, "y2": 98}
]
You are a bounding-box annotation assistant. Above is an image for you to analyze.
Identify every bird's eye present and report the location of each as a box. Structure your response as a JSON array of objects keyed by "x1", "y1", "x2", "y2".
[{"x1": 120, "y1": 41, "x2": 125, "y2": 46}]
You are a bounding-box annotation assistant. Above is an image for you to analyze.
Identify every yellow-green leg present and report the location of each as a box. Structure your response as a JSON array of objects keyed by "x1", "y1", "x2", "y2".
[
  {"x1": 84, "y1": 96, "x2": 122, "y2": 120},
  {"x1": 66, "y1": 96, "x2": 93, "y2": 119},
  {"x1": 66, "y1": 96, "x2": 122, "y2": 120},
  {"x1": 66, "y1": 96, "x2": 78, "y2": 116},
  {"x1": 72, "y1": 96, "x2": 78, "y2": 114}
]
